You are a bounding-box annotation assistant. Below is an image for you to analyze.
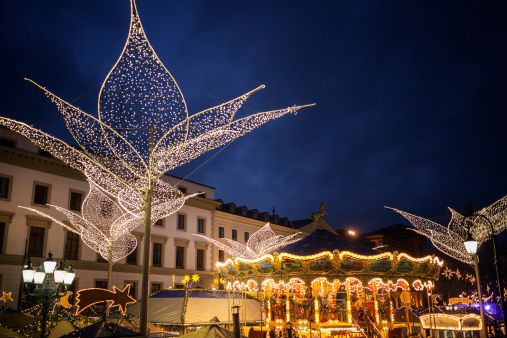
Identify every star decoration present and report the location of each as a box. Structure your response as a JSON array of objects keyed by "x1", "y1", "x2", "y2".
[
  {"x1": 110, "y1": 285, "x2": 136, "y2": 314},
  {"x1": 0, "y1": 291, "x2": 13, "y2": 303},
  {"x1": 191, "y1": 274, "x2": 200, "y2": 283}
]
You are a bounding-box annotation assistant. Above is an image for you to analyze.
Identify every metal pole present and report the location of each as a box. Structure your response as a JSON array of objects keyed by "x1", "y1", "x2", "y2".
[
  {"x1": 473, "y1": 256, "x2": 487, "y2": 338},
  {"x1": 40, "y1": 297, "x2": 49, "y2": 338},
  {"x1": 482, "y1": 216, "x2": 507, "y2": 334},
  {"x1": 140, "y1": 125, "x2": 155, "y2": 337},
  {"x1": 233, "y1": 307, "x2": 241, "y2": 338}
]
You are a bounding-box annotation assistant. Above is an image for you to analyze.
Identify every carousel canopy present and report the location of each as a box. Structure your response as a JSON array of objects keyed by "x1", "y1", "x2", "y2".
[{"x1": 282, "y1": 228, "x2": 375, "y2": 255}]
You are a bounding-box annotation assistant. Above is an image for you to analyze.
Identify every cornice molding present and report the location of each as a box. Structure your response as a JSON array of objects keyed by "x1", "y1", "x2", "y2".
[
  {"x1": 0, "y1": 146, "x2": 85, "y2": 181},
  {"x1": 185, "y1": 196, "x2": 221, "y2": 211}
]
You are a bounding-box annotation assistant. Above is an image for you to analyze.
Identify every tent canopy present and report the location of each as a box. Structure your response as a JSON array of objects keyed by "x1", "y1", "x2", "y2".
[
  {"x1": 61, "y1": 320, "x2": 143, "y2": 337},
  {"x1": 128, "y1": 290, "x2": 261, "y2": 325},
  {"x1": 179, "y1": 317, "x2": 245, "y2": 338}
]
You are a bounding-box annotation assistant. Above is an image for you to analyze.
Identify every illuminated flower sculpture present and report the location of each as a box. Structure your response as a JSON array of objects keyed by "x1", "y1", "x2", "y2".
[
  {"x1": 0, "y1": 0, "x2": 313, "y2": 222},
  {"x1": 387, "y1": 207, "x2": 477, "y2": 264},
  {"x1": 195, "y1": 223, "x2": 302, "y2": 260},
  {"x1": 1, "y1": 0, "x2": 313, "y2": 332},
  {"x1": 21, "y1": 183, "x2": 140, "y2": 281},
  {"x1": 387, "y1": 195, "x2": 507, "y2": 265}
]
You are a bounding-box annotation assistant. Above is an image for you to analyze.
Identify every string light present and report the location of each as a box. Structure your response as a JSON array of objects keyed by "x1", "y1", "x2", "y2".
[
  {"x1": 0, "y1": 0, "x2": 313, "y2": 223},
  {"x1": 196, "y1": 223, "x2": 302, "y2": 260},
  {"x1": 387, "y1": 207, "x2": 479, "y2": 264},
  {"x1": 388, "y1": 195, "x2": 507, "y2": 264},
  {"x1": 2, "y1": 2, "x2": 313, "y2": 330},
  {"x1": 21, "y1": 182, "x2": 140, "y2": 262}
]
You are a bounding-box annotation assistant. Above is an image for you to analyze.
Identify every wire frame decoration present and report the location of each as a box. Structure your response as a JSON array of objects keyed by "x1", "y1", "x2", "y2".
[
  {"x1": 387, "y1": 194, "x2": 507, "y2": 265},
  {"x1": 0, "y1": 0, "x2": 314, "y2": 223},
  {"x1": 195, "y1": 222, "x2": 302, "y2": 260},
  {"x1": 21, "y1": 182, "x2": 140, "y2": 263}
]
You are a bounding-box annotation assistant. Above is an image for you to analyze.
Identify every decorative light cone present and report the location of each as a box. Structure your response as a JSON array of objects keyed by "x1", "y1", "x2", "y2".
[
  {"x1": 43, "y1": 252, "x2": 57, "y2": 274},
  {"x1": 63, "y1": 268, "x2": 76, "y2": 285},
  {"x1": 33, "y1": 271, "x2": 46, "y2": 285},
  {"x1": 464, "y1": 234, "x2": 478, "y2": 256},
  {"x1": 22, "y1": 262, "x2": 36, "y2": 283},
  {"x1": 53, "y1": 262, "x2": 66, "y2": 283}
]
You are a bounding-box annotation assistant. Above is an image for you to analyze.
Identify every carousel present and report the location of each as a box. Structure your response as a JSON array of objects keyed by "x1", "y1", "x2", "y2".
[{"x1": 204, "y1": 212, "x2": 444, "y2": 338}]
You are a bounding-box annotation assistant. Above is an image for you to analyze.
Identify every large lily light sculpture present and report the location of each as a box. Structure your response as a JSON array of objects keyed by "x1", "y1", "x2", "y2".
[
  {"x1": 195, "y1": 223, "x2": 302, "y2": 260},
  {"x1": 21, "y1": 182, "x2": 140, "y2": 288},
  {"x1": 386, "y1": 207, "x2": 477, "y2": 264},
  {"x1": 387, "y1": 195, "x2": 507, "y2": 265},
  {"x1": 0, "y1": 0, "x2": 314, "y2": 333}
]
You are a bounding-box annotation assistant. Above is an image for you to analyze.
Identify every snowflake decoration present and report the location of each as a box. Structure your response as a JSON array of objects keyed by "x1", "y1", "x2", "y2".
[
  {"x1": 195, "y1": 222, "x2": 302, "y2": 260},
  {"x1": 465, "y1": 273, "x2": 476, "y2": 285}
]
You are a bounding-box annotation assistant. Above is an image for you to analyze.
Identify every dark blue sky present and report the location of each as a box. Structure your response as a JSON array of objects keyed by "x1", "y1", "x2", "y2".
[{"x1": 1, "y1": 1, "x2": 506, "y2": 231}]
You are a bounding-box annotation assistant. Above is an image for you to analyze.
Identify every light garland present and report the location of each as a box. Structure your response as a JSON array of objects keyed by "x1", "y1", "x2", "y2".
[
  {"x1": 197, "y1": 223, "x2": 302, "y2": 260},
  {"x1": 3, "y1": 2, "x2": 313, "y2": 331},
  {"x1": 387, "y1": 207, "x2": 478, "y2": 264},
  {"x1": 0, "y1": 0, "x2": 313, "y2": 223},
  {"x1": 388, "y1": 195, "x2": 507, "y2": 264},
  {"x1": 21, "y1": 182, "x2": 139, "y2": 262}
]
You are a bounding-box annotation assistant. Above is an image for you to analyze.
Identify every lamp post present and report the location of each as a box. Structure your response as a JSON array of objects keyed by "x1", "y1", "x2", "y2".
[
  {"x1": 463, "y1": 233, "x2": 487, "y2": 338},
  {"x1": 232, "y1": 305, "x2": 241, "y2": 338},
  {"x1": 22, "y1": 253, "x2": 75, "y2": 338},
  {"x1": 463, "y1": 214, "x2": 507, "y2": 335}
]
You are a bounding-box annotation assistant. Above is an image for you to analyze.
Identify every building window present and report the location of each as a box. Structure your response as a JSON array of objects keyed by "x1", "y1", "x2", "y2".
[
  {"x1": 244, "y1": 232, "x2": 250, "y2": 242},
  {"x1": 218, "y1": 226, "x2": 225, "y2": 238},
  {"x1": 27, "y1": 226, "x2": 45, "y2": 258},
  {"x1": 127, "y1": 247, "x2": 137, "y2": 265},
  {"x1": 178, "y1": 186, "x2": 187, "y2": 194},
  {"x1": 95, "y1": 280, "x2": 108, "y2": 289},
  {"x1": 0, "y1": 222, "x2": 5, "y2": 254},
  {"x1": 177, "y1": 214, "x2": 186, "y2": 230},
  {"x1": 0, "y1": 137, "x2": 15, "y2": 148},
  {"x1": 197, "y1": 218, "x2": 205, "y2": 234},
  {"x1": 232, "y1": 229, "x2": 238, "y2": 241},
  {"x1": 176, "y1": 246, "x2": 185, "y2": 269},
  {"x1": 69, "y1": 191, "x2": 83, "y2": 212},
  {"x1": 154, "y1": 219, "x2": 164, "y2": 226},
  {"x1": 97, "y1": 253, "x2": 107, "y2": 263},
  {"x1": 0, "y1": 176, "x2": 11, "y2": 200},
  {"x1": 124, "y1": 281, "x2": 137, "y2": 298},
  {"x1": 33, "y1": 183, "x2": 50, "y2": 205},
  {"x1": 64, "y1": 232, "x2": 80, "y2": 260},
  {"x1": 151, "y1": 283, "x2": 162, "y2": 294},
  {"x1": 196, "y1": 249, "x2": 205, "y2": 271},
  {"x1": 218, "y1": 250, "x2": 225, "y2": 262},
  {"x1": 152, "y1": 243, "x2": 163, "y2": 267}
]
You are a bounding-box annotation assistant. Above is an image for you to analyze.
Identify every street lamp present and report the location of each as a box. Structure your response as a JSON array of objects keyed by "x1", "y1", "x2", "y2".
[
  {"x1": 463, "y1": 232, "x2": 487, "y2": 338},
  {"x1": 463, "y1": 214, "x2": 507, "y2": 336},
  {"x1": 22, "y1": 252, "x2": 75, "y2": 338}
]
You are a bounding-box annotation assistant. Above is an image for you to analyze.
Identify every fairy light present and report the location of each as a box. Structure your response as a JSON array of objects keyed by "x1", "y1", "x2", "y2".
[
  {"x1": 0, "y1": 0, "x2": 313, "y2": 233},
  {"x1": 197, "y1": 223, "x2": 302, "y2": 260},
  {"x1": 388, "y1": 197, "x2": 507, "y2": 265},
  {"x1": 387, "y1": 207, "x2": 481, "y2": 264},
  {"x1": 419, "y1": 313, "x2": 482, "y2": 331},
  {"x1": 20, "y1": 182, "x2": 139, "y2": 262}
]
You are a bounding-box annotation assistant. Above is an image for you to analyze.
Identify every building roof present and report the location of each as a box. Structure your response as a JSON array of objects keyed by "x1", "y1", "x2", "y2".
[{"x1": 281, "y1": 228, "x2": 376, "y2": 255}]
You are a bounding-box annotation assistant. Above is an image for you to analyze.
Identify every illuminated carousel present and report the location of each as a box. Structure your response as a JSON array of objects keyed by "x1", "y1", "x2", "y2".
[{"x1": 202, "y1": 218, "x2": 443, "y2": 337}]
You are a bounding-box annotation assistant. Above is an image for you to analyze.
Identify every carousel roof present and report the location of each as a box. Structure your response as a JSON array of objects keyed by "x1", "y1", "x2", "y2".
[{"x1": 282, "y1": 228, "x2": 375, "y2": 255}]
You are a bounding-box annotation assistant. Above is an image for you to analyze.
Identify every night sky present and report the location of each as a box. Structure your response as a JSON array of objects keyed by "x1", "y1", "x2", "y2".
[{"x1": 1, "y1": 1, "x2": 506, "y2": 232}]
